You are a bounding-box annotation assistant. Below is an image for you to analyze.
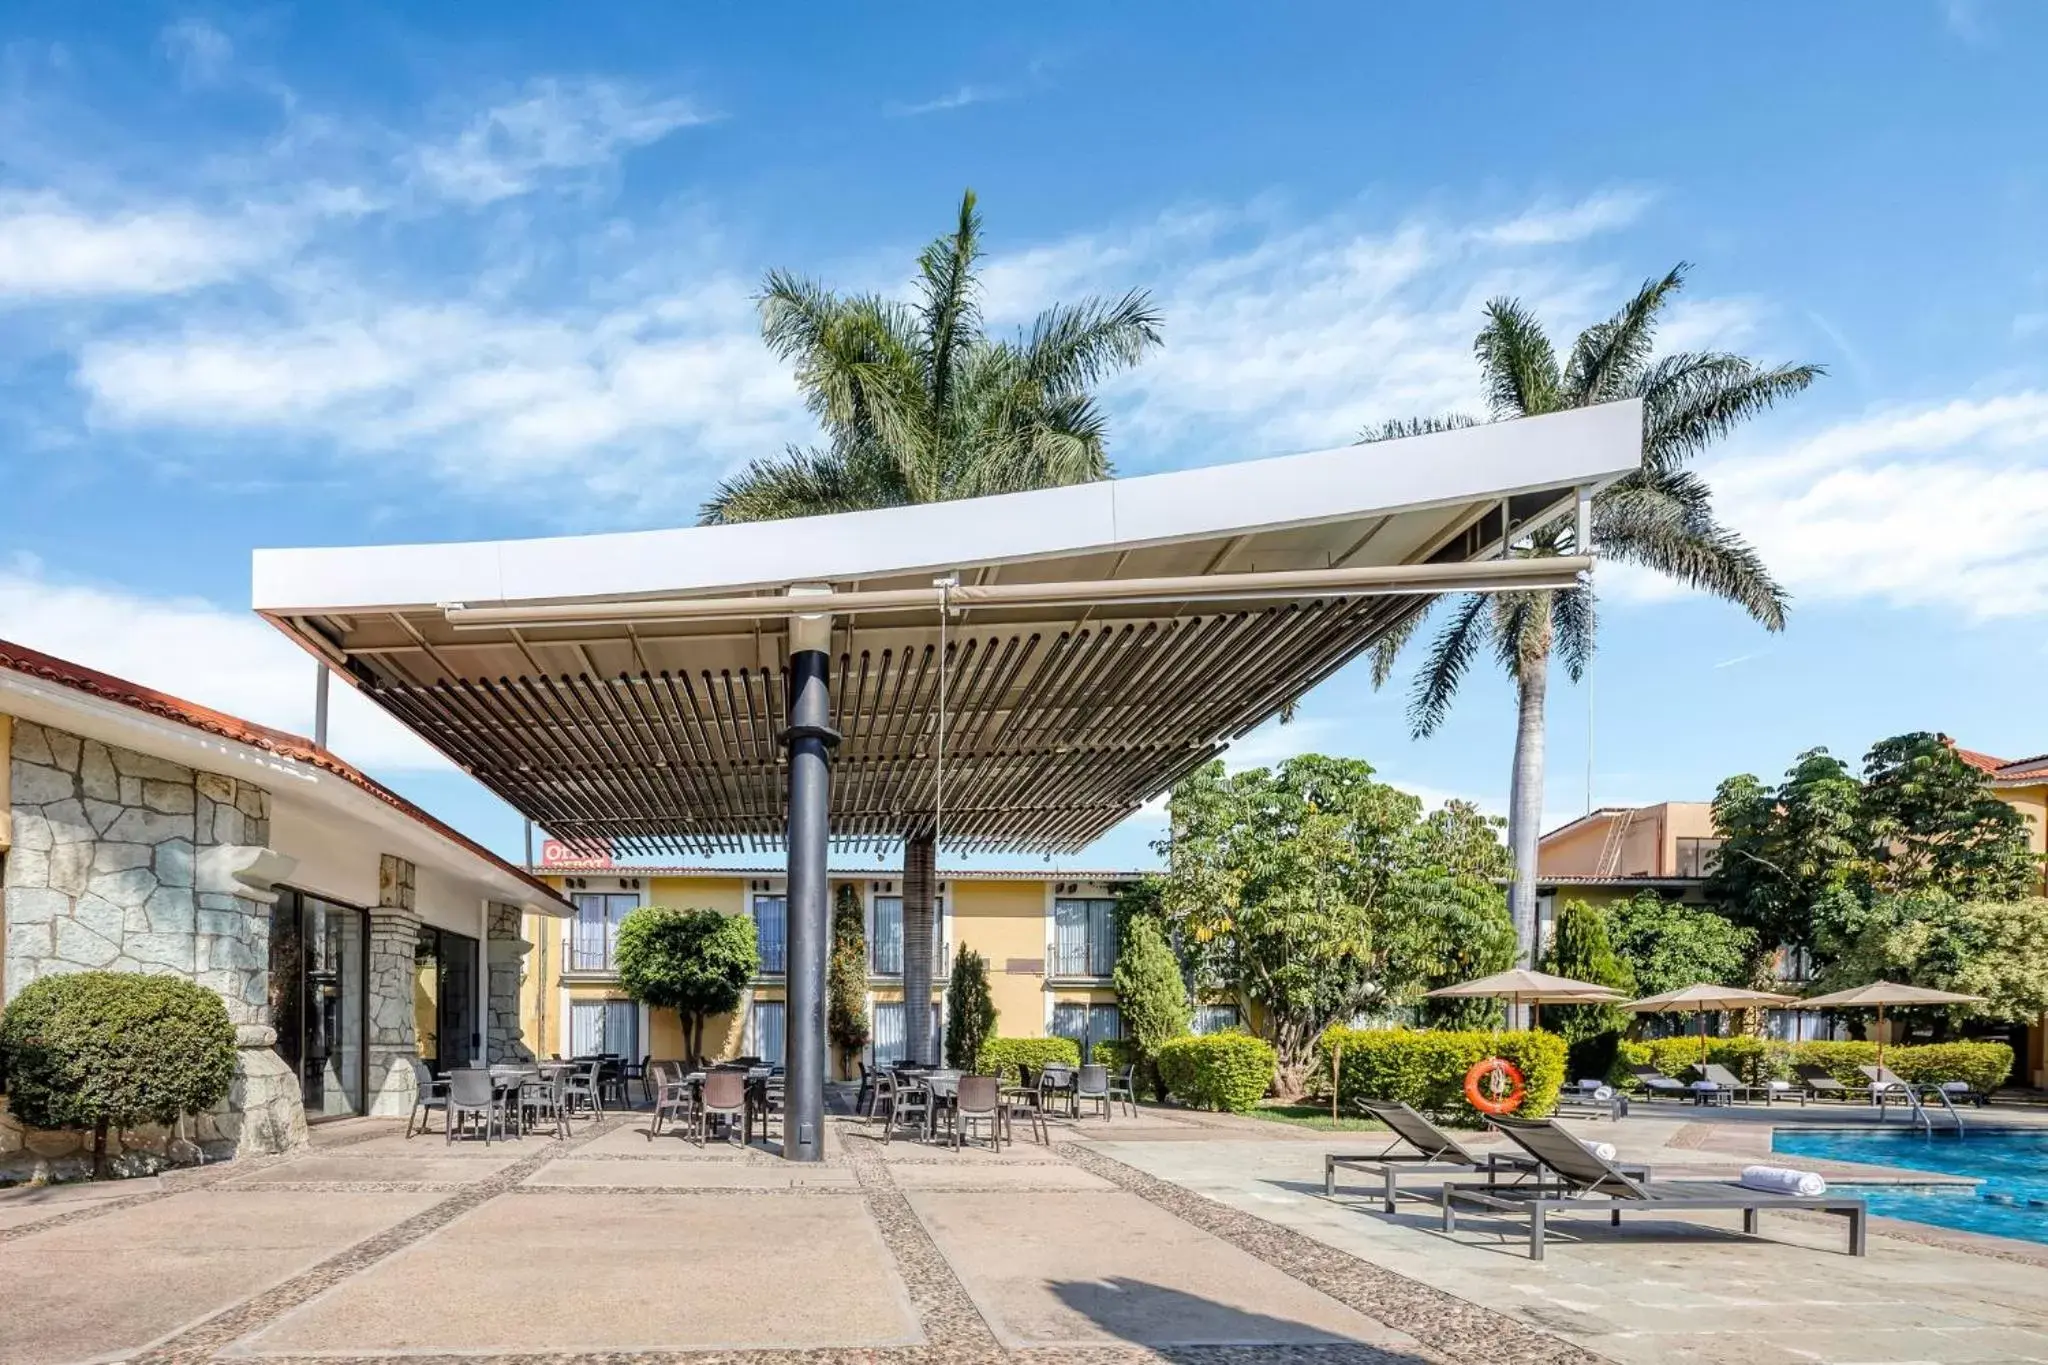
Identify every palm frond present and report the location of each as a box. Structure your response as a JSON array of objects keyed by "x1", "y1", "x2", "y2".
[
  {"x1": 917, "y1": 189, "x2": 985, "y2": 419},
  {"x1": 1551, "y1": 579, "x2": 1597, "y2": 685},
  {"x1": 1488, "y1": 590, "x2": 1553, "y2": 681},
  {"x1": 1368, "y1": 599, "x2": 1435, "y2": 688},
  {"x1": 1017, "y1": 289, "x2": 1163, "y2": 397},
  {"x1": 697, "y1": 442, "x2": 904, "y2": 524},
  {"x1": 1357, "y1": 413, "x2": 1482, "y2": 443},
  {"x1": 1407, "y1": 593, "x2": 1491, "y2": 738},
  {"x1": 1564, "y1": 263, "x2": 1687, "y2": 404},
  {"x1": 1636, "y1": 352, "x2": 1824, "y2": 474},
  {"x1": 1473, "y1": 298, "x2": 1562, "y2": 418},
  {"x1": 1597, "y1": 503, "x2": 1790, "y2": 629}
]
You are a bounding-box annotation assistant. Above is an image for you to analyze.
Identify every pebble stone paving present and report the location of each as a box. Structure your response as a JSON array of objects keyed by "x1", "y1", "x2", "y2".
[{"x1": 0, "y1": 1102, "x2": 1614, "y2": 1365}]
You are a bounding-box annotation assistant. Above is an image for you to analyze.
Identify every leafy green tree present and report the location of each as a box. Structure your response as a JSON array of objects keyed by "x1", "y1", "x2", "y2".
[
  {"x1": 1361, "y1": 266, "x2": 1820, "y2": 970},
  {"x1": 943, "y1": 946, "x2": 998, "y2": 1069},
  {"x1": 703, "y1": 190, "x2": 1161, "y2": 1062},
  {"x1": 1383, "y1": 802, "x2": 1519, "y2": 1029},
  {"x1": 828, "y1": 883, "x2": 870, "y2": 1077},
  {"x1": 1112, "y1": 915, "x2": 1191, "y2": 1061},
  {"x1": 1860, "y1": 733, "x2": 2040, "y2": 900},
  {"x1": 1537, "y1": 898, "x2": 1636, "y2": 1076},
  {"x1": 1707, "y1": 748, "x2": 1866, "y2": 977},
  {"x1": 1818, "y1": 893, "x2": 2048, "y2": 1033},
  {"x1": 1605, "y1": 890, "x2": 1756, "y2": 998},
  {"x1": 613, "y1": 907, "x2": 759, "y2": 1064}
]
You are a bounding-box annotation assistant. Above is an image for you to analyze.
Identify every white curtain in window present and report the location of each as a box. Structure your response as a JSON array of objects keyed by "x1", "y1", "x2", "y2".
[
  {"x1": 570, "y1": 1001, "x2": 606, "y2": 1056},
  {"x1": 872, "y1": 896, "x2": 903, "y2": 974},
  {"x1": 872, "y1": 1001, "x2": 905, "y2": 1065},
  {"x1": 751, "y1": 1001, "x2": 786, "y2": 1064},
  {"x1": 753, "y1": 895, "x2": 788, "y2": 974},
  {"x1": 1053, "y1": 900, "x2": 1089, "y2": 976}
]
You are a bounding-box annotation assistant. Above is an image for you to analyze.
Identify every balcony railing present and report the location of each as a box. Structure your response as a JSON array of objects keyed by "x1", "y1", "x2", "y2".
[
  {"x1": 566, "y1": 922, "x2": 617, "y2": 973},
  {"x1": 1050, "y1": 944, "x2": 1116, "y2": 978},
  {"x1": 870, "y1": 939, "x2": 947, "y2": 978}
]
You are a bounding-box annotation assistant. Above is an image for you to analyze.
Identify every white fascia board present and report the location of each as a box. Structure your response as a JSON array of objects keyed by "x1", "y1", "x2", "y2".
[
  {"x1": 0, "y1": 671, "x2": 565, "y2": 917},
  {"x1": 252, "y1": 401, "x2": 1640, "y2": 614}
]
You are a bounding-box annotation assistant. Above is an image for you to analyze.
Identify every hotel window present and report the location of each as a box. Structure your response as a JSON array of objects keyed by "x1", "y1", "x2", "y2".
[
  {"x1": 1675, "y1": 837, "x2": 1726, "y2": 878},
  {"x1": 569, "y1": 999, "x2": 638, "y2": 1059},
  {"x1": 752, "y1": 894, "x2": 788, "y2": 975},
  {"x1": 1051, "y1": 1002, "x2": 1122, "y2": 1057},
  {"x1": 568, "y1": 891, "x2": 638, "y2": 971},
  {"x1": 1052, "y1": 897, "x2": 1118, "y2": 977},
  {"x1": 1192, "y1": 1004, "x2": 1241, "y2": 1035},
  {"x1": 749, "y1": 1000, "x2": 787, "y2": 1066},
  {"x1": 869, "y1": 1000, "x2": 942, "y2": 1066},
  {"x1": 869, "y1": 894, "x2": 946, "y2": 976}
]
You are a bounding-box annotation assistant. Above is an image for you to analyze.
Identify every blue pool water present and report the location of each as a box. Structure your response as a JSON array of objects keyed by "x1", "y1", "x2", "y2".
[{"x1": 1773, "y1": 1127, "x2": 2048, "y2": 1244}]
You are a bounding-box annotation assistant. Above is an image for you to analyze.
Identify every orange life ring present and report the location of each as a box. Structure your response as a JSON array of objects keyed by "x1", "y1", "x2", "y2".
[{"x1": 1463, "y1": 1057, "x2": 1526, "y2": 1115}]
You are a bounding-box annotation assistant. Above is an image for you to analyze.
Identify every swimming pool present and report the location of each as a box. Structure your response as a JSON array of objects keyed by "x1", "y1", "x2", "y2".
[{"x1": 1772, "y1": 1127, "x2": 2048, "y2": 1245}]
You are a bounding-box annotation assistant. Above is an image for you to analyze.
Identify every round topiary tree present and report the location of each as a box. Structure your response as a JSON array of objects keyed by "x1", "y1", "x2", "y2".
[
  {"x1": 0, "y1": 971, "x2": 236, "y2": 1177},
  {"x1": 613, "y1": 906, "x2": 759, "y2": 1065}
]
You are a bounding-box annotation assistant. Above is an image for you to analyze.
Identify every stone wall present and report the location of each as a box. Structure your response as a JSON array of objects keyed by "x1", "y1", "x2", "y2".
[
  {"x1": 486, "y1": 902, "x2": 533, "y2": 1064},
  {"x1": 364, "y1": 854, "x2": 420, "y2": 1118},
  {"x1": 1, "y1": 719, "x2": 308, "y2": 1179}
]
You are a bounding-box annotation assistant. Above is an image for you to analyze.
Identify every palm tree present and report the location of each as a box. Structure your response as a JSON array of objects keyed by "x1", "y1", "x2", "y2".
[
  {"x1": 1363, "y1": 265, "x2": 1820, "y2": 989},
  {"x1": 706, "y1": 189, "x2": 1162, "y2": 1061}
]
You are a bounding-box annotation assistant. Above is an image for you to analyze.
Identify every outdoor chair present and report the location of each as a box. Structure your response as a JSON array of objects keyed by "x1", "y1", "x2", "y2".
[
  {"x1": 1794, "y1": 1063, "x2": 1860, "y2": 1101},
  {"x1": 757, "y1": 1075, "x2": 786, "y2": 1139},
  {"x1": 521, "y1": 1066, "x2": 570, "y2": 1141},
  {"x1": 864, "y1": 1070, "x2": 896, "y2": 1126},
  {"x1": 564, "y1": 1059, "x2": 604, "y2": 1117},
  {"x1": 1625, "y1": 1064, "x2": 1690, "y2": 1100},
  {"x1": 1039, "y1": 1064, "x2": 1077, "y2": 1118},
  {"x1": 1324, "y1": 1099, "x2": 1650, "y2": 1212},
  {"x1": 1107, "y1": 1064, "x2": 1139, "y2": 1117},
  {"x1": 446, "y1": 1067, "x2": 506, "y2": 1145},
  {"x1": 1693, "y1": 1062, "x2": 1768, "y2": 1104},
  {"x1": 628, "y1": 1054, "x2": 653, "y2": 1106},
  {"x1": 1553, "y1": 1080, "x2": 1628, "y2": 1121},
  {"x1": 405, "y1": 1059, "x2": 448, "y2": 1139},
  {"x1": 1440, "y1": 1114, "x2": 1867, "y2": 1261},
  {"x1": 648, "y1": 1062, "x2": 693, "y2": 1140},
  {"x1": 598, "y1": 1055, "x2": 632, "y2": 1109},
  {"x1": 949, "y1": 1074, "x2": 1005, "y2": 1151},
  {"x1": 1075, "y1": 1064, "x2": 1113, "y2": 1121},
  {"x1": 881, "y1": 1075, "x2": 932, "y2": 1145},
  {"x1": 696, "y1": 1069, "x2": 750, "y2": 1147},
  {"x1": 854, "y1": 1061, "x2": 877, "y2": 1117}
]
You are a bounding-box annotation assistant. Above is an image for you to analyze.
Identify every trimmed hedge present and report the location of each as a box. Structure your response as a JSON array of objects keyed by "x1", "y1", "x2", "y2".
[
  {"x1": 977, "y1": 1035, "x2": 1080, "y2": 1081},
  {"x1": 1317, "y1": 1027, "x2": 1568, "y2": 1124},
  {"x1": 1613, "y1": 1038, "x2": 2012, "y2": 1096},
  {"x1": 1155, "y1": 1033, "x2": 1276, "y2": 1112},
  {"x1": 0, "y1": 971, "x2": 236, "y2": 1164},
  {"x1": 1093, "y1": 1037, "x2": 1166, "y2": 1102}
]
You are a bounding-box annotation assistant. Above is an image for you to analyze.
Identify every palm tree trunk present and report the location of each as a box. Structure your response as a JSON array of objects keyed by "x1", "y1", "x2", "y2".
[
  {"x1": 901, "y1": 833, "x2": 937, "y2": 1064},
  {"x1": 1507, "y1": 649, "x2": 1549, "y2": 1026}
]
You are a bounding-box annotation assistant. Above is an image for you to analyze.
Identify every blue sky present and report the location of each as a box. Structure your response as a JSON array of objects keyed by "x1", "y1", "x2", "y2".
[{"x1": 3, "y1": 3, "x2": 2046, "y2": 872}]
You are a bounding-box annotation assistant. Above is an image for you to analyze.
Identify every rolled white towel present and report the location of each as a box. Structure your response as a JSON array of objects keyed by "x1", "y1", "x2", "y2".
[
  {"x1": 1580, "y1": 1138, "x2": 1618, "y2": 1163},
  {"x1": 1940, "y1": 1081, "x2": 1972, "y2": 1093},
  {"x1": 1739, "y1": 1164, "x2": 1827, "y2": 1197},
  {"x1": 1591, "y1": 1084, "x2": 1614, "y2": 1102}
]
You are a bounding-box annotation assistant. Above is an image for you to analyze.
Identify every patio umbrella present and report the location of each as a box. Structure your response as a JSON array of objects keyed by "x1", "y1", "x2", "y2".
[
  {"x1": 1794, "y1": 981, "x2": 1985, "y2": 1066},
  {"x1": 1426, "y1": 967, "x2": 1623, "y2": 1029},
  {"x1": 1620, "y1": 983, "x2": 1795, "y2": 1063}
]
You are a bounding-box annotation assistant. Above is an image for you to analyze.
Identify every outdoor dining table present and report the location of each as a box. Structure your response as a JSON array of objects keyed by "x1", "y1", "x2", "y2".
[{"x1": 678, "y1": 1068, "x2": 775, "y2": 1140}]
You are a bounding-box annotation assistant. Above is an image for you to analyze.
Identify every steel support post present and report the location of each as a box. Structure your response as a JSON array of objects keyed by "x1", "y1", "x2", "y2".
[{"x1": 781, "y1": 640, "x2": 838, "y2": 1162}]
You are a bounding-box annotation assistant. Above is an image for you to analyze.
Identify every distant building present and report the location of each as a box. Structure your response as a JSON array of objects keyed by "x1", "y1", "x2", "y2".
[{"x1": 1534, "y1": 801, "x2": 1722, "y2": 944}]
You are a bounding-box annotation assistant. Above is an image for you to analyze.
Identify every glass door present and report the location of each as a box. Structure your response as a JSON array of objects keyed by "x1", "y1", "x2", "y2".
[
  {"x1": 415, "y1": 926, "x2": 480, "y2": 1072},
  {"x1": 268, "y1": 888, "x2": 367, "y2": 1117}
]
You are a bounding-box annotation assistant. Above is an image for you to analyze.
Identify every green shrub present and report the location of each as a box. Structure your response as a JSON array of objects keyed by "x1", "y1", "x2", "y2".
[
  {"x1": 1613, "y1": 1037, "x2": 2012, "y2": 1096},
  {"x1": 977, "y1": 1035, "x2": 1080, "y2": 1081},
  {"x1": 0, "y1": 971, "x2": 236, "y2": 1175},
  {"x1": 943, "y1": 947, "x2": 998, "y2": 1069},
  {"x1": 1155, "y1": 1033, "x2": 1276, "y2": 1112},
  {"x1": 1318, "y1": 1027, "x2": 1567, "y2": 1124},
  {"x1": 1093, "y1": 1037, "x2": 1166, "y2": 1102}
]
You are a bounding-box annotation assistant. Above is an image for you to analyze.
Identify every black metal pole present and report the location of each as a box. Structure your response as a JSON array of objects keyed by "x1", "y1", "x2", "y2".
[{"x1": 782, "y1": 646, "x2": 838, "y2": 1162}]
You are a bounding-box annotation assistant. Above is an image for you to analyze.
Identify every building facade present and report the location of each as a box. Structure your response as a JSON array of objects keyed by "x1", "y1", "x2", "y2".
[
  {"x1": 0, "y1": 640, "x2": 569, "y2": 1181},
  {"x1": 522, "y1": 863, "x2": 1234, "y2": 1073}
]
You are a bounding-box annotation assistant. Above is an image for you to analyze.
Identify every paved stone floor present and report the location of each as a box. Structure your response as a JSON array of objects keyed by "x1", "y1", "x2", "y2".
[{"x1": 0, "y1": 1100, "x2": 2044, "y2": 1364}]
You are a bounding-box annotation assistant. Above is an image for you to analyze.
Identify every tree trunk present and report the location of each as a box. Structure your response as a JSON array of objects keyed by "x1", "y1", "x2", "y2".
[
  {"x1": 92, "y1": 1117, "x2": 109, "y2": 1180},
  {"x1": 1506, "y1": 647, "x2": 1549, "y2": 1027},
  {"x1": 901, "y1": 833, "x2": 937, "y2": 1065}
]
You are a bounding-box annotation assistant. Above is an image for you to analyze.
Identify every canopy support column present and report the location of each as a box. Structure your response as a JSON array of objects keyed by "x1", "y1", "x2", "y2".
[{"x1": 782, "y1": 598, "x2": 838, "y2": 1163}]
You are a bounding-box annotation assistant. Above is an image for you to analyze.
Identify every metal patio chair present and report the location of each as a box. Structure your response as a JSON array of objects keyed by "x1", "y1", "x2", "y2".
[{"x1": 406, "y1": 1059, "x2": 447, "y2": 1138}]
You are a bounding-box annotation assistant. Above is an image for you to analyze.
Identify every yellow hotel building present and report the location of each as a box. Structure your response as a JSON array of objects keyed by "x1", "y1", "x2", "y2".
[{"x1": 515, "y1": 865, "x2": 1233, "y2": 1074}]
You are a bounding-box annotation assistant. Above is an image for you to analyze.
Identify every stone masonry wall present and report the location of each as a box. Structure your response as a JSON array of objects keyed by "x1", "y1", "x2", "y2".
[
  {"x1": 485, "y1": 901, "x2": 533, "y2": 1064},
  {"x1": 364, "y1": 854, "x2": 420, "y2": 1118},
  {"x1": 1, "y1": 719, "x2": 307, "y2": 1180}
]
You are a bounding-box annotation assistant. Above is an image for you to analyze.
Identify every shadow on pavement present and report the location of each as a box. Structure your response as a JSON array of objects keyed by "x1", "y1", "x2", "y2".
[{"x1": 1049, "y1": 1275, "x2": 1431, "y2": 1358}]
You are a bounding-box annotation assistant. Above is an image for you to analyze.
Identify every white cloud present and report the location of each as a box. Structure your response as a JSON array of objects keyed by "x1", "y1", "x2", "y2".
[
  {"x1": 161, "y1": 17, "x2": 233, "y2": 85},
  {"x1": 0, "y1": 560, "x2": 447, "y2": 771},
  {"x1": 1611, "y1": 391, "x2": 2048, "y2": 620},
  {"x1": 0, "y1": 192, "x2": 281, "y2": 299},
  {"x1": 1473, "y1": 187, "x2": 1656, "y2": 247},
  {"x1": 886, "y1": 85, "x2": 1004, "y2": 117},
  {"x1": 412, "y1": 77, "x2": 709, "y2": 205}
]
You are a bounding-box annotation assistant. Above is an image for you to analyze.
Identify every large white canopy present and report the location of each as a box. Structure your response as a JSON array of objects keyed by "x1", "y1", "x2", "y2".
[{"x1": 253, "y1": 403, "x2": 1641, "y2": 856}]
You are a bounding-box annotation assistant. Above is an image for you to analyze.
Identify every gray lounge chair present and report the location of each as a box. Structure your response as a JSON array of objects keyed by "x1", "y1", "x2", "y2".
[
  {"x1": 1794, "y1": 1063, "x2": 1862, "y2": 1101},
  {"x1": 1626, "y1": 1064, "x2": 1690, "y2": 1100},
  {"x1": 1694, "y1": 1062, "x2": 1768, "y2": 1104},
  {"x1": 1440, "y1": 1114, "x2": 1867, "y2": 1261},
  {"x1": 1325, "y1": 1099, "x2": 1649, "y2": 1213}
]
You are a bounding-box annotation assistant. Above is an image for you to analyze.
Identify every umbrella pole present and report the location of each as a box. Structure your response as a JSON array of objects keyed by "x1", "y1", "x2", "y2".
[
  {"x1": 1698, "y1": 1011, "x2": 1708, "y2": 1064},
  {"x1": 1876, "y1": 1002, "x2": 1885, "y2": 1069}
]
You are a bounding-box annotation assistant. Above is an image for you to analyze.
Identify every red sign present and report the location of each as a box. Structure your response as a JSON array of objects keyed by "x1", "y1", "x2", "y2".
[{"x1": 540, "y1": 839, "x2": 614, "y2": 870}]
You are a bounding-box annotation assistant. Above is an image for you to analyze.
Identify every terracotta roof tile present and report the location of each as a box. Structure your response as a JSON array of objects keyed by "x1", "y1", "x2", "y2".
[{"x1": 0, "y1": 636, "x2": 568, "y2": 909}]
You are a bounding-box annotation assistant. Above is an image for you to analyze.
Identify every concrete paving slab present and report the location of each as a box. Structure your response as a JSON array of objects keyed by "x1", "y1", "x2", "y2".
[
  {"x1": 886, "y1": 1161, "x2": 1113, "y2": 1191},
  {"x1": 0, "y1": 1189, "x2": 437, "y2": 1365},
  {"x1": 303, "y1": 1132, "x2": 542, "y2": 1159},
  {"x1": 0, "y1": 1178, "x2": 155, "y2": 1229},
  {"x1": 909, "y1": 1188, "x2": 1418, "y2": 1350},
  {"x1": 226, "y1": 1154, "x2": 521, "y2": 1185},
  {"x1": 572, "y1": 1121, "x2": 776, "y2": 1157},
  {"x1": 521, "y1": 1158, "x2": 858, "y2": 1189},
  {"x1": 241, "y1": 1190, "x2": 920, "y2": 1353}
]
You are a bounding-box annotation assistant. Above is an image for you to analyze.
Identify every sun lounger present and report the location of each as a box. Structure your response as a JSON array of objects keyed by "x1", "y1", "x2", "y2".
[
  {"x1": 1439, "y1": 1114, "x2": 1866, "y2": 1261},
  {"x1": 1794, "y1": 1063, "x2": 1864, "y2": 1101},
  {"x1": 1325, "y1": 1099, "x2": 1647, "y2": 1212},
  {"x1": 1626, "y1": 1064, "x2": 1690, "y2": 1100},
  {"x1": 1694, "y1": 1062, "x2": 1769, "y2": 1104},
  {"x1": 1554, "y1": 1080, "x2": 1629, "y2": 1120}
]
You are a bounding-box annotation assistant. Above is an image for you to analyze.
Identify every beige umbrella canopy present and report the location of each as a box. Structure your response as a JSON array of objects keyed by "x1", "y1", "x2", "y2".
[
  {"x1": 1427, "y1": 968, "x2": 1622, "y2": 1028},
  {"x1": 1796, "y1": 981, "x2": 1986, "y2": 1065},
  {"x1": 1621, "y1": 983, "x2": 1796, "y2": 1062}
]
